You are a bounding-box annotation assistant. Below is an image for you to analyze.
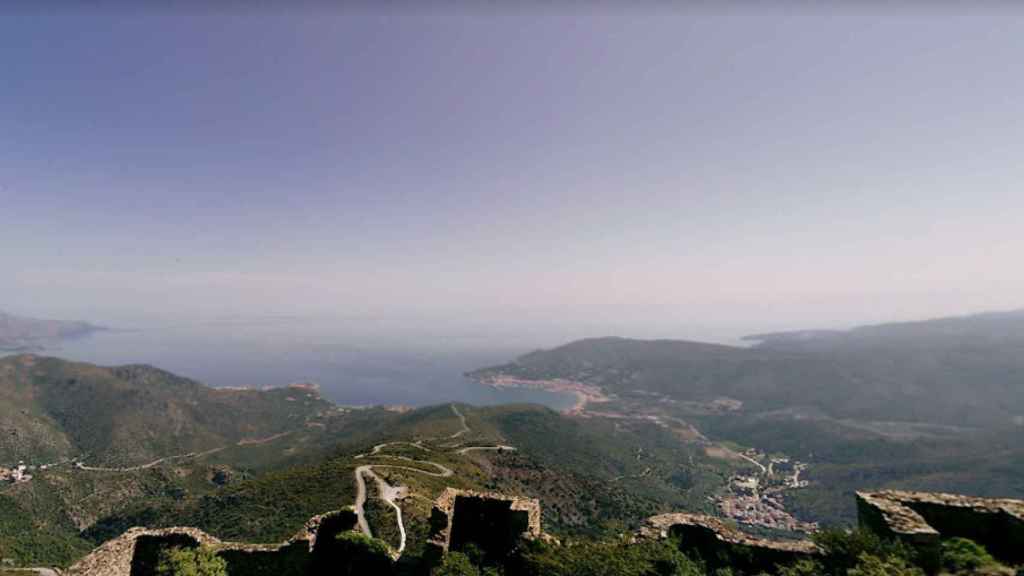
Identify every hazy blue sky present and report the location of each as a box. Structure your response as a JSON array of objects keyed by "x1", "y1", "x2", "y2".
[{"x1": 3, "y1": 5, "x2": 1023, "y2": 340}]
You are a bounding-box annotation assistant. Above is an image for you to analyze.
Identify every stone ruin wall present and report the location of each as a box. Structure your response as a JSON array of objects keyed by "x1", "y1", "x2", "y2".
[
  {"x1": 425, "y1": 488, "x2": 542, "y2": 565},
  {"x1": 64, "y1": 487, "x2": 1024, "y2": 576},
  {"x1": 641, "y1": 512, "x2": 819, "y2": 573},
  {"x1": 857, "y1": 490, "x2": 1024, "y2": 573},
  {"x1": 65, "y1": 509, "x2": 358, "y2": 576},
  {"x1": 425, "y1": 487, "x2": 818, "y2": 574},
  {"x1": 66, "y1": 527, "x2": 222, "y2": 576}
]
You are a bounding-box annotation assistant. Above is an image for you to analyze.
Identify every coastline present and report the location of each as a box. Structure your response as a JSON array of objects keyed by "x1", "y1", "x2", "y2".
[{"x1": 472, "y1": 374, "x2": 609, "y2": 414}]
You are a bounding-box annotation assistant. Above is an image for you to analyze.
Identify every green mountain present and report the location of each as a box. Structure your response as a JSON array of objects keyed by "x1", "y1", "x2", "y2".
[
  {"x1": 746, "y1": 310, "x2": 1024, "y2": 426},
  {"x1": 472, "y1": 310, "x2": 1024, "y2": 428},
  {"x1": 469, "y1": 312, "x2": 1024, "y2": 528},
  {"x1": 0, "y1": 355, "x2": 383, "y2": 567},
  {"x1": 0, "y1": 354, "x2": 333, "y2": 467},
  {"x1": 0, "y1": 356, "x2": 744, "y2": 569}
]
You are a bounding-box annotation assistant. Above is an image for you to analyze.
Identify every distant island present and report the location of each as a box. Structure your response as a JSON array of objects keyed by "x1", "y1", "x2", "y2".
[{"x1": 0, "y1": 311, "x2": 105, "y2": 352}]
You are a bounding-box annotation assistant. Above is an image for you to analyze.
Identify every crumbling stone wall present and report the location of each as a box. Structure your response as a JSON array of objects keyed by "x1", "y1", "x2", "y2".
[
  {"x1": 67, "y1": 527, "x2": 222, "y2": 576},
  {"x1": 302, "y1": 509, "x2": 360, "y2": 552},
  {"x1": 130, "y1": 533, "x2": 209, "y2": 576},
  {"x1": 641, "y1": 513, "x2": 818, "y2": 574},
  {"x1": 856, "y1": 491, "x2": 941, "y2": 572},
  {"x1": 67, "y1": 487, "x2": 1024, "y2": 576},
  {"x1": 66, "y1": 508, "x2": 359, "y2": 576},
  {"x1": 426, "y1": 488, "x2": 541, "y2": 565},
  {"x1": 857, "y1": 490, "x2": 1024, "y2": 572}
]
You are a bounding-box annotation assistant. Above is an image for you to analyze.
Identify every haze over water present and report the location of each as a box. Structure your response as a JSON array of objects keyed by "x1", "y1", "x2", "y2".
[{"x1": 48, "y1": 317, "x2": 579, "y2": 410}]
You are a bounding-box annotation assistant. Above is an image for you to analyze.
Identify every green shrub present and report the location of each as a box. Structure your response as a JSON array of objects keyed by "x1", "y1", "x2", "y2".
[
  {"x1": 433, "y1": 551, "x2": 483, "y2": 576},
  {"x1": 773, "y1": 559, "x2": 821, "y2": 576},
  {"x1": 513, "y1": 538, "x2": 703, "y2": 576},
  {"x1": 847, "y1": 552, "x2": 923, "y2": 576},
  {"x1": 155, "y1": 546, "x2": 227, "y2": 576},
  {"x1": 327, "y1": 532, "x2": 393, "y2": 575},
  {"x1": 812, "y1": 529, "x2": 913, "y2": 576},
  {"x1": 941, "y1": 538, "x2": 997, "y2": 573}
]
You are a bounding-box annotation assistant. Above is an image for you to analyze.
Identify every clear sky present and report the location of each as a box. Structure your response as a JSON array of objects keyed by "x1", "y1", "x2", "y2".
[{"x1": 3, "y1": 4, "x2": 1023, "y2": 340}]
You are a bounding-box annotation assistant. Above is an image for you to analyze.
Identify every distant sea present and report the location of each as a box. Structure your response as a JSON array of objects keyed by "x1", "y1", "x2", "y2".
[{"x1": 36, "y1": 319, "x2": 577, "y2": 411}]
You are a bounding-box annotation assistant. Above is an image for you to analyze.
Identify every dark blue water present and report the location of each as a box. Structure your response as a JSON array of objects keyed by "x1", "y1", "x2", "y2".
[{"x1": 44, "y1": 320, "x2": 576, "y2": 411}]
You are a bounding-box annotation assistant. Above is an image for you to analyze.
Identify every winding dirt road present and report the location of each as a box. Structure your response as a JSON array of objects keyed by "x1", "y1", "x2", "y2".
[
  {"x1": 455, "y1": 445, "x2": 516, "y2": 455},
  {"x1": 73, "y1": 432, "x2": 294, "y2": 472},
  {"x1": 354, "y1": 441, "x2": 431, "y2": 460},
  {"x1": 449, "y1": 404, "x2": 470, "y2": 438},
  {"x1": 351, "y1": 404, "x2": 515, "y2": 557},
  {"x1": 733, "y1": 450, "x2": 767, "y2": 474}
]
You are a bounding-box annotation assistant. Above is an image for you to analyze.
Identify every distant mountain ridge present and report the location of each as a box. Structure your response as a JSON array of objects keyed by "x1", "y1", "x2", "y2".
[
  {"x1": 0, "y1": 311, "x2": 104, "y2": 351},
  {"x1": 746, "y1": 309, "x2": 1024, "y2": 350},
  {"x1": 471, "y1": 310, "x2": 1024, "y2": 428}
]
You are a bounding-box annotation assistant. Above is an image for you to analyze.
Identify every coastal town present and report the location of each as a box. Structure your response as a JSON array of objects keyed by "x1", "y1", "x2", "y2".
[
  {"x1": 472, "y1": 373, "x2": 818, "y2": 535},
  {"x1": 716, "y1": 450, "x2": 817, "y2": 533}
]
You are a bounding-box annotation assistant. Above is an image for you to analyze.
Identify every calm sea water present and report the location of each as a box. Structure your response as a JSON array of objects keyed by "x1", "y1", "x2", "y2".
[{"x1": 41, "y1": 320, "x2": 576, "y2": 411}]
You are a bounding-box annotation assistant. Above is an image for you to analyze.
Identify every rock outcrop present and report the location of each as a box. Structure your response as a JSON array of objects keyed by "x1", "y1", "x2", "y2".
[
  {"x1": 425, "y1": 488, "x2": 542, "y2": 565},
  {"x1": 641, "y1": 512, "x2": 818, "y2": 573},
  {"x1": 66, "y1": 508, "x2": 358, "y2": 576},
  {"x1": 857, "y1": 490, "x2": 1024, "y2": 572}
]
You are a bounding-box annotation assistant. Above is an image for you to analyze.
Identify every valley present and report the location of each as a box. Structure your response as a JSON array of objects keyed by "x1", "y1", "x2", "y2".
[{"x1": 468, "y1": 374, "x2": 820, "y2": 536}]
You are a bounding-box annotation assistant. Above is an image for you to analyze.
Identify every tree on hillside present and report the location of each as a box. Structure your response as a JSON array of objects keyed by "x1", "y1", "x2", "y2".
[
  {"x1": 811, "y1": 529, "x2": 914, "y2": 576},
  {"x1": 324, "y1": 532, "x2": 394, "y2": 575},
  {"x1": 940, "y1": 537, "x2": 1001, "y2": 574},
  {"x1": 433, "y1": 551, "x2": 483, "y2": 576}
]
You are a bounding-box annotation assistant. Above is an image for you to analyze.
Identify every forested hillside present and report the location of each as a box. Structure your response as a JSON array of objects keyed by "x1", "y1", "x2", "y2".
[
  {"x1": 0, "y1": 355, "x2": 333, "y2": 466},
  {"x1": 0, "y1": 362, "x2": 741, "y2": 570}
]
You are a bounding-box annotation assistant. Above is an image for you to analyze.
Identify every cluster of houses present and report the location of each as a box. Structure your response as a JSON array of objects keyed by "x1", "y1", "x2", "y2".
[
  {"x1": 0, "y1": 462, "x2": 33, "y2": 484},
  {"x1": 715, "y1": 453, "x2": 818, "y2": 534}
]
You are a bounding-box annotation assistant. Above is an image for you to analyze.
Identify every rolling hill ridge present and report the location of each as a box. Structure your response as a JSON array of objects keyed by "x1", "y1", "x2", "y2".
[
  {"x1": 0, "y1": 354, "x2": 332, "y2": 467},
  {"x1": 471, "y1": 311, "x2": 1024, "y2": 428}
]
